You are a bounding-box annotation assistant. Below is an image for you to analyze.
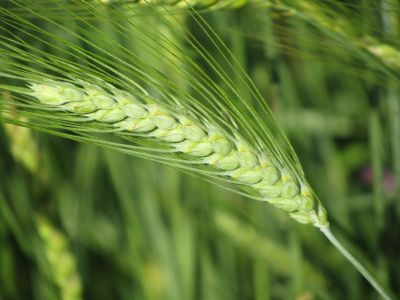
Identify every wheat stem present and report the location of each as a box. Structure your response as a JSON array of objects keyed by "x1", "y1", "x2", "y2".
[{"x1": 321, "y1": 226, "x2": 393, "y2": 300}]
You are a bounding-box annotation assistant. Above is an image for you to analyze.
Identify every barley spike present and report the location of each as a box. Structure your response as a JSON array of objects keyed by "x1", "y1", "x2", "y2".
[{"x1": 29, "y1": 79, "x2": 328, "y2": 228}]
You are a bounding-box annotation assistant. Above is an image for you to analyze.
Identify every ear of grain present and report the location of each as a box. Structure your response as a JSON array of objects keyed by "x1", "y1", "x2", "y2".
[
  {"x1": 29, "y1": 80, "x2": 329, "y2": 228},
  {"x1": 35, "y1": 215, "x2": 83, "y2": 300}
]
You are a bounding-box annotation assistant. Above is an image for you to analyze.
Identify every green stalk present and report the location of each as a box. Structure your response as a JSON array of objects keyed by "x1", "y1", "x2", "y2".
[{"x1": 320, "y1": 226, "x2": 393, "y2": 300}]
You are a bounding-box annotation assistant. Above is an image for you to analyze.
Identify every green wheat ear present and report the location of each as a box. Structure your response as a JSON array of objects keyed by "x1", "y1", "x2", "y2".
[
  {"x1": 35, "y1": 215, "x2": 83, "y2": 300},
  {"x1": 108, "y1": 0, "x2": 400, "y2": 80},
  {"x1": 27, "y1": 78, "x2": 329, "y2": 228}
]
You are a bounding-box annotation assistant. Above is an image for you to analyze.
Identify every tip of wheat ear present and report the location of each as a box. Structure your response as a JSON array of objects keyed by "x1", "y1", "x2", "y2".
[{"x1": 29, "y1": 80, "x2": 329, "y2": 228}]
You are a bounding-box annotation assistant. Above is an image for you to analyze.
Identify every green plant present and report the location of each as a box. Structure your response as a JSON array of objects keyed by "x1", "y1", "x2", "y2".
[{"x1": 0, "y1": 1, "x2": 398, "y2": 299}]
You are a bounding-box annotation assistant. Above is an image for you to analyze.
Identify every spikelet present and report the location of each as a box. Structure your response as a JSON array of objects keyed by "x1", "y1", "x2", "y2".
[{"x1": 29, "y1": 79, "x2": 328, "y2": 228}]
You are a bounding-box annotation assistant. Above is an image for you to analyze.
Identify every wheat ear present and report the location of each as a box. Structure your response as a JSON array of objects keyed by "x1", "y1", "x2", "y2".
[
  {"x1": 118, "y1": 0, "x2": 400, "y2": 77},
  {"x1": 35, "y1": 215, "x2": 83, "y2": 300},
  {"x1": 27, "y1": 78, "x2": 328, "y2": 228}
]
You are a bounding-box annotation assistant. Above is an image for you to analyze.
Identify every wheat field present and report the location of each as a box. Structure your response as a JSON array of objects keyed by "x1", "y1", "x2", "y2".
[{"x1": 0, "y1": 1, "x2": 399, "y2": 300}]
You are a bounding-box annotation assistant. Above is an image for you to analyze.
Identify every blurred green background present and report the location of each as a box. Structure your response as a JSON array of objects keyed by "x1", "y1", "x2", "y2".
[{"x1": 0, "y1": 1, "x2": 399, "y2": 300}]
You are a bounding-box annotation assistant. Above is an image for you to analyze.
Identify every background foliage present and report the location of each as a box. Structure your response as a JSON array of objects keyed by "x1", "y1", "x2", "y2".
[{"x1": 0, "y1": 0, "x2": 399, "y2": 299}]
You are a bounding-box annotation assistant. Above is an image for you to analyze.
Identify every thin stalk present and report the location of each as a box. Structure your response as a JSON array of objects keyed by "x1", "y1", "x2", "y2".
[{"x1": 320, "y1": 226, "x2": 393, "y2": 300}]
